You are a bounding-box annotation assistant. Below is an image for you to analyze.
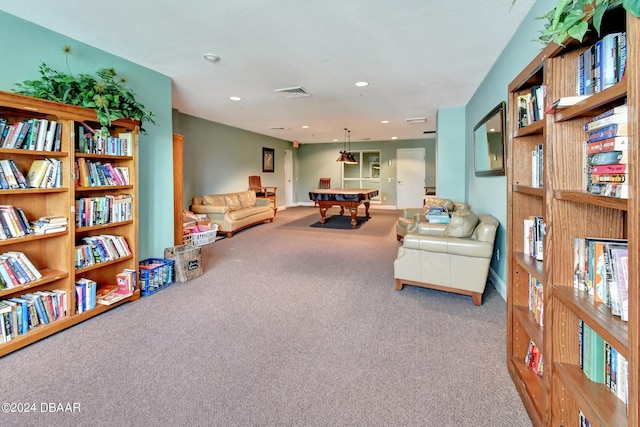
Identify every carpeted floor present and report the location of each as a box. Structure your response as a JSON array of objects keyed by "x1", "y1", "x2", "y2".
[{"x1": 0, "y1": 207, "x2": 531, "y2": 427}]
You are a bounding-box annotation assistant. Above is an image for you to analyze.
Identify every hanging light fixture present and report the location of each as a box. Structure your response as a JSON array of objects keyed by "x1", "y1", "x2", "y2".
[
  {"x1": 345, "y1": 129, "x2": 358, "y2": 164},
  {"x1": 336, "y1": 128, "x2": 358, "y2": 164},
  {"x1": 336, "y1": 128, "x2": 351, "y2": 162}
]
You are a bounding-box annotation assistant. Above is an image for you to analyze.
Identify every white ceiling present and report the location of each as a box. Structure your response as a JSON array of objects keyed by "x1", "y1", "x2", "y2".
[{"x1": 1, "y1": 0, "x2": 536, "y2": 144}]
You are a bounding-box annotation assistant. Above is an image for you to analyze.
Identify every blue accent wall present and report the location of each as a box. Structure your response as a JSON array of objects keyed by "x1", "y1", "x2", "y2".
[
  {"x1": 0, "y1": 11, "x2": 174, "y2": 260},
  {"x1": 463, "y1": 0, "x2": 558, "y2": 298},
  {"x1": 436, "y1": 107, "x2": 466, "y2": 202}
]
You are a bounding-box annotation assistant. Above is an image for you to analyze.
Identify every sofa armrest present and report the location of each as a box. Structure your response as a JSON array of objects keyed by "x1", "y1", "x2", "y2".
[
  {"x1": 402, "y1": 234, "x2": 493, "y2": 258},
  {"x1": 192, "y1": 205, "x2": 230, "y2": 215},
  {"x1": 401, "y1": 208, "x2": 424, "y2": 219}
]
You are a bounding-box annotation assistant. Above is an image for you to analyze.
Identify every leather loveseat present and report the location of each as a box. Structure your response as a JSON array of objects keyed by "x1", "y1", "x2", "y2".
[
  {"x1": 394, "y1": 213, "x2": 498, "y2": 305},
  {"x1": 396, "y1": 196, "x2": 470, "y2": 241},
  {"x1": 191, "y1": 190, "x2": 274, "y2": 237}
]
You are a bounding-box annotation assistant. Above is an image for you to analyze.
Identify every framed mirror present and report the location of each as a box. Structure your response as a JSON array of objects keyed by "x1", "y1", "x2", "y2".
[{"x1": 473, "y1": 101, "x2": 506, "y2": 177}]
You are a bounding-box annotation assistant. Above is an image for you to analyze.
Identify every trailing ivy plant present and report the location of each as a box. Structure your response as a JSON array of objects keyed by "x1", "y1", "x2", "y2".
[
  {"x1": 13, "y1": 45, "x2": 155, "y2": 134},
  {"x1": 529, "y1": 0, "x2": 640, "y2": 45}
]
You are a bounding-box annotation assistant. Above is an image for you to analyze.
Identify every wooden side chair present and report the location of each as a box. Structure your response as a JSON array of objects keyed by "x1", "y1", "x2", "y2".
[
  {"x1": 249, "y1": 175, "x2": 277, "y2": 214},
  {"x1": 315, "y1": 178, "x2": 331, "y2": 206}
]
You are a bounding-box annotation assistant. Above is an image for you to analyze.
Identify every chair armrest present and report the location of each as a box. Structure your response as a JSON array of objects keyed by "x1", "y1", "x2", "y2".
[{"x1": 401, "y1": 208, "x2": 424, "y2": 219}]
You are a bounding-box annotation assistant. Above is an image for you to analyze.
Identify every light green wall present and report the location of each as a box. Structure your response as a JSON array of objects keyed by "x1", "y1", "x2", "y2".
[
  {"x1": 297, "y1": 139, "x2": 435, "y2": 206},
  {"x1": 436, "y1": 106, "x2": 466, "y2": 202},
  {"x1": 464, "y1": 0, "x2": 557, "y2": 297},
  {"x1": 173, "y1": 112, "x2": 293, "y2": 207},
  {"x1": 0, "y1": 11, "x2": 174, "y2": 260}
]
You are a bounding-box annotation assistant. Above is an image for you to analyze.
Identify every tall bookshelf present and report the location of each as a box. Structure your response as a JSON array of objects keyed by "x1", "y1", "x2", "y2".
[
  {"x1": 0, "y1": 90, "x2": 139, "y2": 357},
  {"x1": 507, "y1": 6, "x2": 638, "y2": 427}
]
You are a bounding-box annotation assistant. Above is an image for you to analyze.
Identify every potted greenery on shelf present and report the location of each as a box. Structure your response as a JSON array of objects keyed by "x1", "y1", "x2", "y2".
[
  {"x1": 532, "y1": 0, "x2": 640, "y2": 45},
  {"x1": 13, "y1": 45, "x2": 155, "y2": 134}
]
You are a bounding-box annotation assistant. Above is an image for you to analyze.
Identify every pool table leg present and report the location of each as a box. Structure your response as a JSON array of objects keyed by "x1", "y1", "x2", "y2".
[
  {"x1": 364, "y1": 201, "x2": 371, "y2": 218},
  {"x1": 319, "y1": 207, "x2": 328, "y2": 224},
  {"x1": 349, "y1": 208, "x2": 358, "y2": 226}
]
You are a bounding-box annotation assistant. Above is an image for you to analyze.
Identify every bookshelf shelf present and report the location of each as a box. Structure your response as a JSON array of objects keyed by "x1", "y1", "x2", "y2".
[
  {"x1": 75, "y1": 185, "x2": 134, "y2": 192},
  {"x1": 507, "y1": 7, "x2": 639, "y2": 426},
  {"x1": 0, "y1": 90, "x2": 140, "y2": 357},
  {"x1": 554, "y1": 362, "x2": 628, "y2": 426}
]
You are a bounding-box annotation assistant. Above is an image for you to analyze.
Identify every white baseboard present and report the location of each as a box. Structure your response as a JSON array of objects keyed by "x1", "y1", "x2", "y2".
[{"x1": 488, "y1": 268, "x2": 506, "y2": 302}]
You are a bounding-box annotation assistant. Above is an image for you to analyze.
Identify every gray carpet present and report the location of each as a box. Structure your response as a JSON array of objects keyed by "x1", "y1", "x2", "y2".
[{"x1": 0, "y1": 207, "x2": 531, "y2": 427}]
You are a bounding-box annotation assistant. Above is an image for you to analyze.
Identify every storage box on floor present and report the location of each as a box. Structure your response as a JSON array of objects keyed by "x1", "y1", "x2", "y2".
[
  {"x1": 139, "y1": 258, "x2": 175, "y2": 296},
  {"x1": 164, "y1": 244, "x2": 204, "y2": 282}
]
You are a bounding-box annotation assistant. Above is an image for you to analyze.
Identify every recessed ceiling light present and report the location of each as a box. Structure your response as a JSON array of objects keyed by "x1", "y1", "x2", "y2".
[
  {"x1": 391, "y1": 136, "x2": 398, "y2": 140},
  {"x1": 355, "y1": 81, "x2": 369, "y2": 87},
  {"x1": 381, "y1": 120, "x2": 389, "y2": 124},
  {"x1": 332, "y1": 138, "x2": 339, "y2": 142},
  {"x1": 203, "y1": 53, "x2": 220, "y2": 63},
  {"x1": 301, "y1": 125, "x2": 309, "y2": 129},
  {"x1": 229, "y1": 96, "x2": 242, "y2": 101}
]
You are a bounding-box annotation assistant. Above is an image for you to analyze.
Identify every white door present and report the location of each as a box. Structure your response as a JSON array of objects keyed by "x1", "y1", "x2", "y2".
[
  {"x1": 396, "y1": 148, "x2": 425, "y2": 208},
  {"x1": 284, "y1": 149, "x2": 294, "y2": 207}
]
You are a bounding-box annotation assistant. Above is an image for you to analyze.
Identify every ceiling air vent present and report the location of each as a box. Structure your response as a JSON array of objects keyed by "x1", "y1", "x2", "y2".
[
  {"x1": 406, "y1": 117, "x2": 427, "y2": 124},
  {"x1": 275, "y1": 86, "x2": 312, "y2": 99}
]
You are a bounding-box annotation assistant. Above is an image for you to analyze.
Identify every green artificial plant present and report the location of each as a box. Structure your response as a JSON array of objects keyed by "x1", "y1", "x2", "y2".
[
  {"x1": 13, "y1": 45, "x2": 155, "y2": 134},
  {"x1": 532, "y1": 0, "x2": 640, "y2": 45}
]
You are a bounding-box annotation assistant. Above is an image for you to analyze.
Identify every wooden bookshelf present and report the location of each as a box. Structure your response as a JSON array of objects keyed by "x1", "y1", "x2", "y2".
[
  {"x1": 0, "y1": 90, "x2": 140, "y2": 357},
  {"x1": 507, "y1": 7, "x2": 639, "y2": 426}
]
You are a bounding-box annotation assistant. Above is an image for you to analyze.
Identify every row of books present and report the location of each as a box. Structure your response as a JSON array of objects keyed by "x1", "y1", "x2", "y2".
[
  {"x1": 0, "y1": 251, "x2": 42, "y2": 289},
  {"x1": 25, "y1": 158, "x2": 63, "y2": 189},
  {"x1": 528, "y1": 274, "x2": 543, "y2": 328},
  {"x1": 76, "y1": 124, "x2": 133, "y2": 156},
  {"x1": 75, "y1": 158, "x2": 130, "y2": 188},
  {"x1": 576, "y1": 32, "x2": 626, "y2": 96},
  {"x1": 583, "y1": 104, "x2": 628, "y2": 198},
  {"x1": 75, "y1": 195, "x2": 132, "y2": 227},
  {"x1": 523, "y1": 216, "x2": 544, "y2": 262},
  {"x1": 0, "y1": 205, "x2": 32, "y2": 240},
  {"x1": 531, "y1": 143, "x2": 543, "y2": 187},
  {"x1": 0, "y1": 118, "x2": 62, "y2": 152},
  {"x1": 74, "y1": 234, "x2": 131, "y2": 270},
  {"x1": 517, "y1": 84, "x2": 545, "y2": 129},
  {"x1": 0, "y1": 290, "x2": 68, "y2": 344},
  {"x1": 574, "y1": 237, "x2": 628, "y2": 321},
  {"x1": 579, "y1": 320, "x2": 628, "y2": 407},
  {"x1": 525, "y1": 340, "x2": 543, "y2": 377}
]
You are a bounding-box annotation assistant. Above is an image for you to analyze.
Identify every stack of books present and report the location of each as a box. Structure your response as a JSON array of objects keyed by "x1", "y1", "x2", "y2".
[
  {"x1": 584, "y1": 104, "x2": 628, "y2": 198},
  {"x1": 30, "y1": 216, "x2": 68, "y2": 235},
  {"x1": 425, "y1": 205, "x2": 450, "y2": 224}
]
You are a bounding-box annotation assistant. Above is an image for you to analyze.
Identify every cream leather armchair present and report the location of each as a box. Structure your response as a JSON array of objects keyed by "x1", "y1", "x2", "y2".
[
  {"x1": 394, "y1": 214, "x2": 498, "y2": 305},
  {"x1": 396, "y1": 197, "x2": 470, "y2": 241}
]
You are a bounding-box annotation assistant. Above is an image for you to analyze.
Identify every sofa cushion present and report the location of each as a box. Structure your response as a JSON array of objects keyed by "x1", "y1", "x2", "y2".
[
  {"x1": 224, "y1": 194, "x2": 242, "y2": 211},
  {"x1": 237, "y1": 191, "x2": 257, "y2": 208},
  {"x1": 444, "y1": 209, "x2": 479, "y2": 238},
  {"x1": 203, "y1": 195, "x2": 226, "y2": 206},
  {"x1": 227, "y1": 205, "x2": 272, "y2": 221}
]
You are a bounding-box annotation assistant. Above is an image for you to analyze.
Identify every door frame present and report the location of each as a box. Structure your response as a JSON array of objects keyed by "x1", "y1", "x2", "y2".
[
  {"x1": 284, "y1": 149, "x2": 293, "y2": 207},
  {"x1": 396, "y1": 147, "x2": 426, "y2": 208}
]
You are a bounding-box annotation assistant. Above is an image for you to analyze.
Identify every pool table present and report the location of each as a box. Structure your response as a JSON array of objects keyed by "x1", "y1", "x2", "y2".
[{"x1": 308, "y1": 188, "x2": 379, "y2": 226}]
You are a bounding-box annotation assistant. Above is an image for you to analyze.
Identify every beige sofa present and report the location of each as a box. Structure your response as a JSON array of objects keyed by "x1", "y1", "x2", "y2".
[
  {"x1": 191, "y1": 191, "x2": 274, "y2": 237},
  {"x1": 396, "y1": 196, "x2": 470, "y2": 241},
  {"x1": 394, "y1": 213, "x2": 498, "y2": 305}
]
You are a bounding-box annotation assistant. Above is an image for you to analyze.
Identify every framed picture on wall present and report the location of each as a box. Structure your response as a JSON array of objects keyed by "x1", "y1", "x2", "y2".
[{"x1": 262, "y1": 147, "x2": 275, "y2": 173}]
